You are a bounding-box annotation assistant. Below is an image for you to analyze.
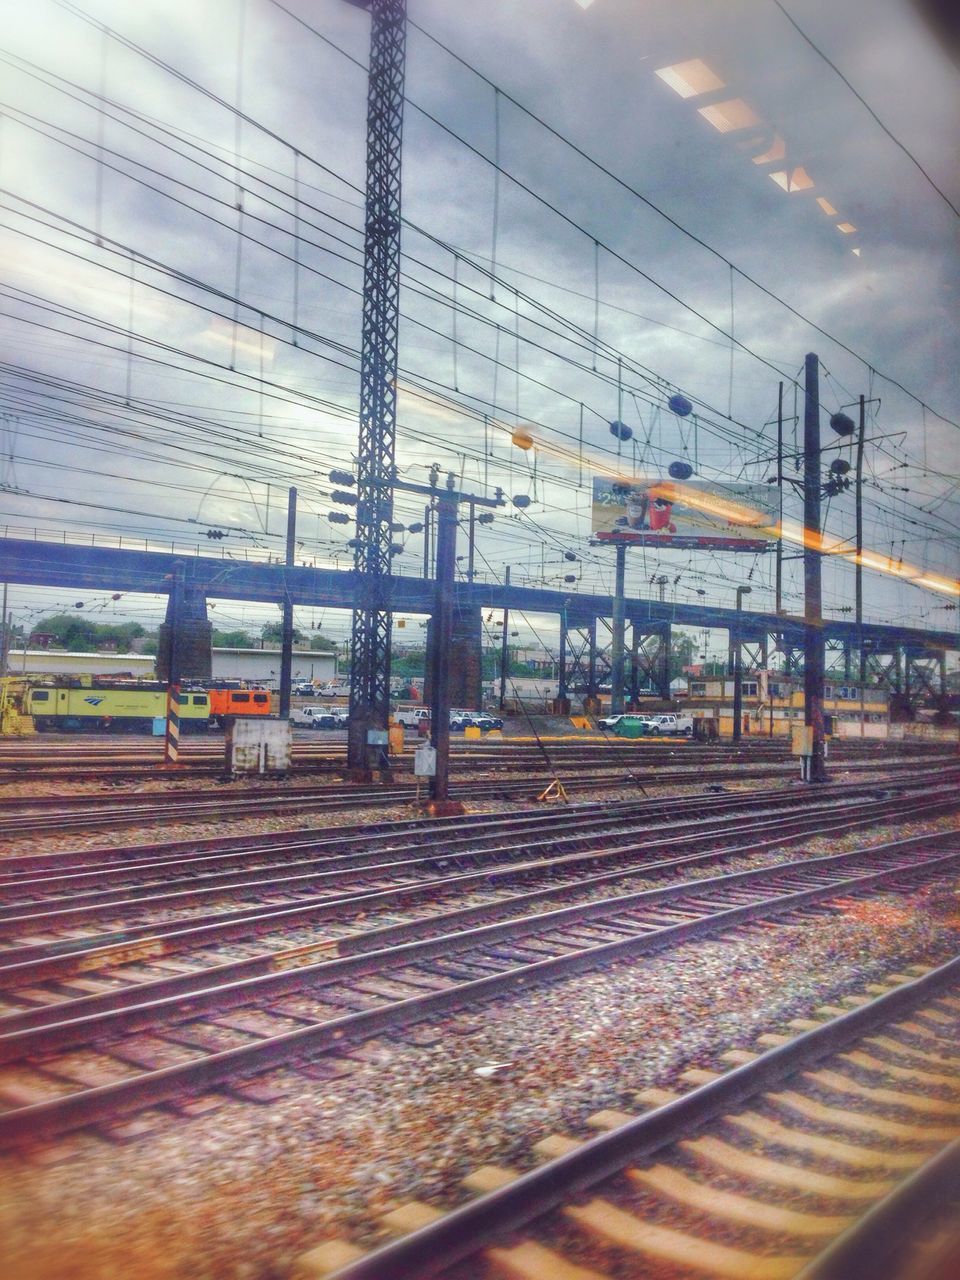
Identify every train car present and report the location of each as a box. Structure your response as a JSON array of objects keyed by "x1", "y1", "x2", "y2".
[
  {"x1": 26, "y1": 682, "x2": 210, "y2": 733},
  {"x1": 206, "y1": 686, "x2": 273, "y2": 727}
]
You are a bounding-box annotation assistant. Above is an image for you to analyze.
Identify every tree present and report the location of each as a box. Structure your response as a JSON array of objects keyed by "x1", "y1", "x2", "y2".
[
  {"x1": 309, "y1": 633, "x2": 337, "y2": 652},
  {"x1": 261, "y1": 621, "x2": 305, "y2": 645},
  {"x1": 29, "y1": 614, "x2": 145, "y2": 653},
  {"x1": 212, "y1": 629, "x2": 255, "y2": 648},
  {"x1": 669, "y1": 630, "x2": 698, "y2": 679}
]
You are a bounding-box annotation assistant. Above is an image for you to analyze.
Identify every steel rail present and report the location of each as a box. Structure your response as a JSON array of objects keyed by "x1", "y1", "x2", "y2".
[
  {"x1": 2, "y1": 780, "x2": 940, "y2": 916},
  {"x1": 1, "y1": 831, "x2": 955, "y2": 1060},
  {"x1": 0, "y1": 779, "x2": 889, "y2": 895},
  {"x1": 0, "y1": 774, "x2": 930, "y2": 879},
  {"x1": 322, "y1": 954, "x2": 960, "y2": 1280},
  {"x1": 1, "y1": 787, "x2": 952, "y2": 964},
  {"x1": 1, "y1": 790, "x2": 954, "y2": 987},
  {"x1": 3, "y1": 746, "x2": 948, "y2": 810},
  {"x1": 1, "y1": 756, "x2": 951, "y2": 836},
  {"x1": 0, "y1": 840, "x2": 956, "y2": 1145},
  {"x1": 0, "y1": 766, "x2": 812, "y2": 836}
]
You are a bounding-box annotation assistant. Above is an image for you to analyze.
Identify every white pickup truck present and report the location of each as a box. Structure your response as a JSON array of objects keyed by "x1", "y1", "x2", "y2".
[
  {"x1": 289, "y1": 704, "x2": 335, "y2": 727},
  {"x1": 641, "y1": 713, "x2": 694, "y2": 736},
  {"x1": 393, "y1": 707, "x2": 431, "y2": 728}
]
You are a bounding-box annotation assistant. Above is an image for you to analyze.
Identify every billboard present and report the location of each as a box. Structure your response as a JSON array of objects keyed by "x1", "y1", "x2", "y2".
[{"x1": 592, "y1": 476, "x2": 777, "y2": 551}]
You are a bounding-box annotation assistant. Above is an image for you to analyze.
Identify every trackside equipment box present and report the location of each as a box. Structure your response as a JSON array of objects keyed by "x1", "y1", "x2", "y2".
[{"x1": 225, "y1": 716, "x2": 292, "y2": 774}]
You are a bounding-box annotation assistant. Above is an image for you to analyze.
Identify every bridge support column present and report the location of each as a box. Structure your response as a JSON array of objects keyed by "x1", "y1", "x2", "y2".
[
  {"x1": 632, "y1": 623, "x2": 671, "y2": 700},
  {"x1": 582, "y1": 617, "x2": 601, "y2": 715},
  {"x1": 424, "y1": 602, "x2": 482, "y2": 712},
  {"x1": 156, "y1": 570, "x2": 212, "y2": 683},
  {"x1": 553, "y1": 613, "x2": 570, "y2": 714},
  {"x1": 628, "y1": 625, "x2": 640, "y2": 708}
]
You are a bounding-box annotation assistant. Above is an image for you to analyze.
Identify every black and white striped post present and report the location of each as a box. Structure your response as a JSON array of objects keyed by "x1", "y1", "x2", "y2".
[{"x1": 163, "y1": 563, "x2": 184, "y2": 766}]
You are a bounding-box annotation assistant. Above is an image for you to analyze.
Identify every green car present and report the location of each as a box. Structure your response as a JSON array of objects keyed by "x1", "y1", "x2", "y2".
[{"x1": 612, "y1": 715, "x2": 650, "y2": 739}]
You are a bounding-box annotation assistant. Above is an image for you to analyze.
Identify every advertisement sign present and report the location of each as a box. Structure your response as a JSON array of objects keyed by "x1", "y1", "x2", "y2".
[{"x1": 592, "y1": 476, "x2": 776, "y2": 551}]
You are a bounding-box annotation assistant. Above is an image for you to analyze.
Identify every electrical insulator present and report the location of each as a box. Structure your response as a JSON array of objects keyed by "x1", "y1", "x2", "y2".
[
  {"x1": 829, "y1": 412, "x2": 856, "y2": 437},
  {"x1": 328, "y1": 469, "x2": 356, "y2": 486}
]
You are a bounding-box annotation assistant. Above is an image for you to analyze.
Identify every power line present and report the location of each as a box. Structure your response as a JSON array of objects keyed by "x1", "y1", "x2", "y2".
[{"x1": 771, "y1": 0, "x2": 960, "y2": 221}]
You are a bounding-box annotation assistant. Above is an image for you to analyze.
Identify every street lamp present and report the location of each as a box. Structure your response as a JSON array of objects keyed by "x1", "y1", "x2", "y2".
[{"x1": 732, "y1": 585, "x2": 752, "y2": 744}]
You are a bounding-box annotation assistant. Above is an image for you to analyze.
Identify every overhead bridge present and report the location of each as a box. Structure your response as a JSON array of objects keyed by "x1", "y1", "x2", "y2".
[{"x1": 1, "y1": 537, "x2": 954, "y2": 708}]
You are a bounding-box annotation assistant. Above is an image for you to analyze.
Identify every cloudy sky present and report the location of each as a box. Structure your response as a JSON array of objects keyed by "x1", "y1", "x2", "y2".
[{"x1": 1, "y1": 0, "x2": 958, "y2": 652}]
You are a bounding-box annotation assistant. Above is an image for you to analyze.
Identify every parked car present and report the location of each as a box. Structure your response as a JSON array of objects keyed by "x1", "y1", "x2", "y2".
[
  {"x1": 293, "y1": 683, "x2": 316, "y2": 697},
  {"x1": 641, "y1": 713, "x2": 693, "y2": 736},
  {"x1": 394, "y1": 707, "x2": 431, "y2": 728},
  {"x1": 289, "y1": 706, "x2": 323, "y2": 727},
  {"x1": 451, "y1": 713, "x2": 502, "y2": 732},
  {"x1": 311, "y1": 711, "x2": 348, "y2": 730}
]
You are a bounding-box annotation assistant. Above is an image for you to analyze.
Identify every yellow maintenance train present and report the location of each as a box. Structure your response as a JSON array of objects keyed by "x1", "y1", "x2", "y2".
[{"x1": 25, "y1": 681, "x2": 212, "y2": 734}]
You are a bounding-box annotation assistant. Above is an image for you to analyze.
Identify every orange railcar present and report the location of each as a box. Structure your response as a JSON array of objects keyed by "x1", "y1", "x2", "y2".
[{"x1": 206, "y1": 687, "x2": 273, "y2": 725}]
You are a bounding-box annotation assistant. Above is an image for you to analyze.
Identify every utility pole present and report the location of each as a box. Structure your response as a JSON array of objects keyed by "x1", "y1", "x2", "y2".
[
  {"x1": 732, "y1": 585, "x2": 751, "y2": 744},
  {"x1": 499, "y1": 566, "x2": 510, "y2": 711},
  {"x1": 0, "y1": 582, "x2": 8, "y2": 676},
  {"x1": 422, "y1": 503, "x2": 433, "y2": 579},
  {"x1": 466, "y1": 499, "x2": 476, "y2": 583},
  {"x1": 278, "y1": 486, "x2": 297, "y2": 720},
  {"x1": 856, "y1": 393, "x2": 866, "y2": 739},
  {"x1": 346, "y1": 0, "x2": 407, "y2": 775},
  {"x1": 802, "y1": 353, "x2": 827, "y2": 782},
  {"x1": 775, "y1": 381, "x2": 784, "y2": 616},
  {"x1": 610, "y1": 541, "x2": 626, "y2": 715},
  {"x1": 428, "y1": 475, "x2": 456, "y2": 805}
]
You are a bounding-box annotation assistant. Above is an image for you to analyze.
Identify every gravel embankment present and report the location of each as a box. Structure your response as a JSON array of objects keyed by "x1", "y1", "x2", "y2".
[{"x1": 1, "y1": 854, "x2": 957, "y2": 1280}]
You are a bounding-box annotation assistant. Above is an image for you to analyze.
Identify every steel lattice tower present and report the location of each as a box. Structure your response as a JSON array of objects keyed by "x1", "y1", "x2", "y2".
[{"x1": 346, "y1": 0, "x2": 407, "y2": 770}]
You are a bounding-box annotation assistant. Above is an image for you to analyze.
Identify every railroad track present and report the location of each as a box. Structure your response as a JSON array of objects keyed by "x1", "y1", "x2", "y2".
[
  {"x1": 1, "y1": 771, "x2": 951, "y2": 906},
  {"x1": 2, "y1": 753, "x2": 956, "y2": 837},
  {"x1": 0, "y1": 780, "x2": 954, "y2": 988},
  {"x1": 0, "y1": 737, "x2": 945, "y2": 782},
  {"x1": 289, "y1": 956, "x2": 960, "y2": 1280},
  {"x1": 0, "y1": 826, "x2": 957, "y2": 1146}
]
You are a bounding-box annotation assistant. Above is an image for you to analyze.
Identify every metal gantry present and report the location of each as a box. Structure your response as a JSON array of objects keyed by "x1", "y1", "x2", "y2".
[{"x1": 347, "y1": 0, "x2": 408, "y2": 772}]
